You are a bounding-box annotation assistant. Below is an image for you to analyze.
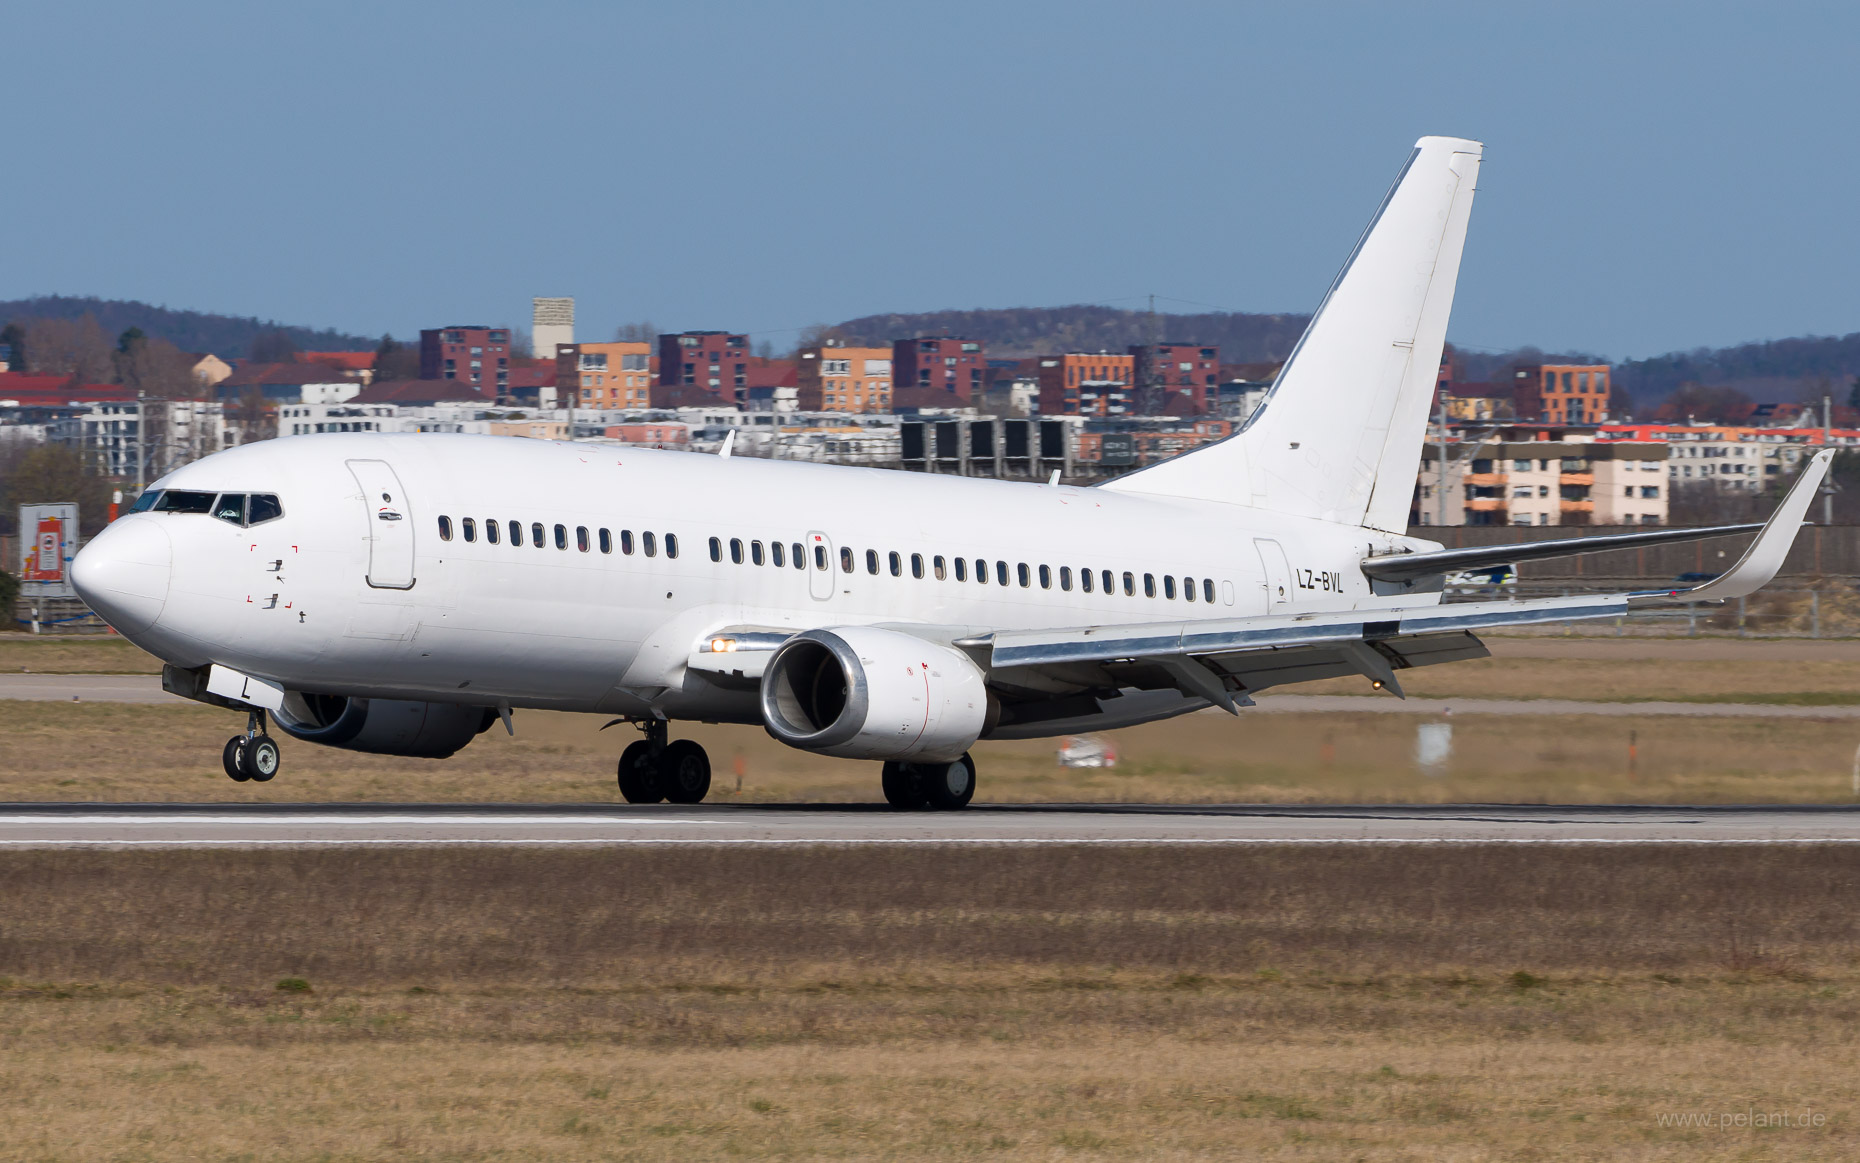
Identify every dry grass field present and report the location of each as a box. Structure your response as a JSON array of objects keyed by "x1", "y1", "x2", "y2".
[{"x1": 2, "y1": 845, "x2": 1857, "y2": 1160}]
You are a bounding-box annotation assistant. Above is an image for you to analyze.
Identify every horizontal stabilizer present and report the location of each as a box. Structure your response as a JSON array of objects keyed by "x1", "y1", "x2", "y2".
[{"x1": 1362, "y1": 522, "x2": 1763, "y2": 583}]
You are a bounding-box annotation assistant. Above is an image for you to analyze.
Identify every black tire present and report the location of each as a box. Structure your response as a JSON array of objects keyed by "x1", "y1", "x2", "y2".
[
  {"x1": 244, "y1": 735, "x2": 280, "y2": 782},
  {"x1": 660, "y1": 740, "x2": 711, "y2": 804},
  {"x1": 881, "y1": 760, "x2": 925, "y2": 809},
  {"x1": 922, "y1": 753, "x2": 976, "y2": 811},
  {"x1": 617, "y1": 739, "x2": 663, "y2": 804},
  {"x1": 223, "y1": 737, "x2": 251, "y2": 782}
]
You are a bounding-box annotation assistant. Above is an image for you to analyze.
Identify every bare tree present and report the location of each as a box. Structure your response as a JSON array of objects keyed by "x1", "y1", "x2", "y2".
[
  {"x1": 248, "y1": 330, "x2": 298, "y2": 364},
  {"x1": 373, "y1": 335, "x2": 421, "y2": 382},
  {"x1": 613, "y1": 321, "x2": 659, "y2": 343},
  {"x1": 24, "y1": 315, "x2": 115, "y2": 383}
]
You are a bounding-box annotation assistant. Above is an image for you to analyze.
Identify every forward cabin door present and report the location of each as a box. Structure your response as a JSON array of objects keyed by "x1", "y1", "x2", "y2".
[
  {"x1": 348, "y1": 459, "x2": 415, "y2": 589},
  {"x1": 807, "y1": 530, "x2": 834, "y2": 601},
  {"x1": 1253, "y1": 538, "x2": 1292, "y2": 613}
]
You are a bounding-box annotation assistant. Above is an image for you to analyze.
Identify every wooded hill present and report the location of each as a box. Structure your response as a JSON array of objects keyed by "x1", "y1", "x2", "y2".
[
  {"x1": 0, "y1": 296, "x2": 378, "y2": 359},
  {"x1": 830, "y1": 305, "x2": 1312, "y2": 362}
]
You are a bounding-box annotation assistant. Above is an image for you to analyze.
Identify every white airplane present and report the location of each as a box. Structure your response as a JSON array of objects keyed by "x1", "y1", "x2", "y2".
[{"x1": 70, "y1": 136, "x2": 1832, "y2": 807}]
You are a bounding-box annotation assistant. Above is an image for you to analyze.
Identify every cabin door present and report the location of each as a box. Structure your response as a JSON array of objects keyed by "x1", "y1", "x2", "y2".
[{"x1": 347, "y1": 459, "x2": 415, "y2": 589}]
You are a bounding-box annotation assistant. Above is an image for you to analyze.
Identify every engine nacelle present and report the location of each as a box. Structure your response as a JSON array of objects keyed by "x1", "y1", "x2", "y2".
[
  {"x1": 273, "y1": 693, "x2": 495, "y2": 758},
  {"x1": 759, "y1": 626, "x2": 989, "y2": 762}
]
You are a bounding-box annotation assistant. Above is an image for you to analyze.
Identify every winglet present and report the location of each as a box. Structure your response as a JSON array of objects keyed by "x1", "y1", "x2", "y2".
[
  {"x1": 718, "y1": 430, "x2": 736, "y2": 458},
  {"x1": 1637, "y1": 449, "x2": 1835, "y2": 604}
]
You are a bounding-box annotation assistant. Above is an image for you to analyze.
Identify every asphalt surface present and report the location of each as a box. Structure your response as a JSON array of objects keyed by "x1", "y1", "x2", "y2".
[
  {"x1": 5, "y1": 674, "x2": 1858, "y2": 719},
  {"x1": 2, "y1": 802, "x2": 1859, "y2": 845}
]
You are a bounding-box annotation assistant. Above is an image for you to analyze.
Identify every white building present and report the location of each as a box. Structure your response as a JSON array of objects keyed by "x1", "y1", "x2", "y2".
[
  {"x1": 532, "y1": 297, "x2": 574, "y2": 361},
  {"x1": 77, "y1": 400, "x2": 235, "y2": 479}
]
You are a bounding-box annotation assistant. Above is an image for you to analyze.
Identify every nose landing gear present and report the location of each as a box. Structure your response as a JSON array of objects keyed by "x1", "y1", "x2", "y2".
[
  {"x1": 616, "y1": 719, "x2": 711, "y2": 804},
  {"x1": 222, "y1": 710, "x2": 280, "y2": 783}
]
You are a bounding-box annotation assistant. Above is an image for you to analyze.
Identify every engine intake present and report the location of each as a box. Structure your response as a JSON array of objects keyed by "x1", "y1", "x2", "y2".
[
  {"x1": 759, "y1": 626, "x2": 988, "y2": 762},
  {"x1": 273, "y1": 693, "x2": 495, "y2": 758}
]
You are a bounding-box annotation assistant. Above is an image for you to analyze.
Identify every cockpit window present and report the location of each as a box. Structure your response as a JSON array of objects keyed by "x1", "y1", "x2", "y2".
[
  {"x1": 247, "y1": 494, "x2": 283, "y2": 525},
  {"x1": 129, "y1": 490, "x2": 161, "y2": 513},
  {"x1": 213, "y1": 494, "x2": 247, "y2": 525},
  {"x1": 153, "y1": 490, "x2": 216, "y2": 514}
]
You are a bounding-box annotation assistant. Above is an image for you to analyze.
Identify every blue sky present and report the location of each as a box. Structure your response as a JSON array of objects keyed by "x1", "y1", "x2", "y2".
[{"x1": 5, "y1": 1, "x2": 1856, "y2": 358}]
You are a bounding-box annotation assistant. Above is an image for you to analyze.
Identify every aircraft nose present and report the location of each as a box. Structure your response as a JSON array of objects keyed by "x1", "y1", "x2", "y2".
[{"x1": 71, "y1": 517, "x2": 172, "y2": 635}]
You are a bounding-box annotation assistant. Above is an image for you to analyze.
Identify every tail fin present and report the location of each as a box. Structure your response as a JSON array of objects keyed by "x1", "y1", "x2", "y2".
[{"x1": 1103, "y1": 136, "x2": 1482, "y2": 534}]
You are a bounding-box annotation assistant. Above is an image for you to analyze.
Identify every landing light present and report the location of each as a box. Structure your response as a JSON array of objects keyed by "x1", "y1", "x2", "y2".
[{"x1": 710, "y1": 637, "x2": 738, "y2": 653}]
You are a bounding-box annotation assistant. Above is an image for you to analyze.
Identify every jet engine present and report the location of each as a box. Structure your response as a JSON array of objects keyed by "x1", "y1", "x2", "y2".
[
  {"x1": 272, "y1": 693, "x2": 496, "y2": 758},
  {"x1": 759, "y1": 626, "x2": 990, "y2": 762}
]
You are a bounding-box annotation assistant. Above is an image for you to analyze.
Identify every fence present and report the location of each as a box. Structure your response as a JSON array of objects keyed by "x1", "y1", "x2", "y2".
[
  {"x1": 1411, "y1": 523, "x2": 1860, "y2": 581},
  {"x1": 1448, "y1": 583, "x2": 1860, "y2": 638}
]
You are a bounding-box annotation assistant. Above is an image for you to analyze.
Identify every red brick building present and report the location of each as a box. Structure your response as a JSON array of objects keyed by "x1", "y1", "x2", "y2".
[
  {"x1": 1129, "y1": 344, "x2": 1219, "y2": 413},
  {"x1": 419, "y1": 326, "x2": 512, "y2": 395},
  {"x1": 1034, "y1": 352, "x2": 1135, "y2": 416},
  {"x1": 891, "y1": 337, "x2": 985, "y2": 403},
  {"x1": 655, "y1": 331, "x2": 749, "y2": 404}
]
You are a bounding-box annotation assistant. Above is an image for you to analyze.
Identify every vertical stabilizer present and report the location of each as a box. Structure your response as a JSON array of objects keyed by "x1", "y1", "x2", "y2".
[{"x1": 1102, "y1": 136, "x2": 1482, "y2": 533}]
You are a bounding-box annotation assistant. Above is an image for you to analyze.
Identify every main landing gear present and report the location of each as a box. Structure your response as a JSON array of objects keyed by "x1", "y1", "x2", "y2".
[
  {"x1": 881, "y1": 753, "x2": 977, "y2": 810},
  {"x1": 222, "y1": 709, "x2": 281, "y2": 783},
  {"x1": 616, "y1": 719, "x2": 711, "y2": 804}
]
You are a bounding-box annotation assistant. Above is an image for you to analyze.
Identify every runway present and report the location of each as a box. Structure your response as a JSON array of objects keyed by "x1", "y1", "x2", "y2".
[
  {"x1": 5, "y1": 674, "x2": 1858, "y2": 719},
  {"x1": 3, "y1": 802, "x2": 1860, "y2": 846}
]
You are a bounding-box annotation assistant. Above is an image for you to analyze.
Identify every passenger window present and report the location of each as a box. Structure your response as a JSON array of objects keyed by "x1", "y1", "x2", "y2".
[
  {"x1": 771, "y1": 542, "x2": 784, "y2": 568},
  {"x1": 598, "y1": 528, "x2": 610, "y2": 553},
  {"x1": 1017, "y1": 563, "x2": 1030, "y2": 588},
  {"x1": 1059, "y1": 566, "x2": 1072, "y2": 591},
  {"x1": 840, "y1": 546, "x2": 853, "y2": 573},
  {"x1": 1203, "y1": 578, "x2": 1216, "y2": 603},
  {"x1": 438, "y1": 515, "x2": 453, "y2": 541},
  {"x1": 816, "y1": 545, "x2": 828, "y2": 571},
  {"x1": 665, "y1": 534, "x2": 678, "y2": 559},
  {"x1": 751, "y1": 540, "x2": 765, "y2": 566},
  {"x1": 531, "y1": 522, "x2": 544, "y2": 548},
  {"x1": 976, "y1": 558, "x2": 988, "y2": 583},
  {"x1": 1125, "y1": 572, "x2": 1136, "y2": 596},
  {"x1": 486, "y1": 519, "x2": 500, "y2": 545},
  {"x1": 888, "y1": 551, "x2": 902, "y2": 577},
  {"x1": 731, "y1": 538, "x2": 744, "y2": 564},
  {"x1": 710, "y1": 537, "x2": 722, "y2": 562},
  {"x1": 212, "y1": 494, "x2": 246, "y2": 525},
  {"x1": 1164, "y1": 576, "x2": 1177, "y2": 600},
  {"x1": 554, "y1": 524, "x2": 567, "y2": 550},
  {"x1": 911, "y1": 553, "x2": 924, "y2": 579},
  {"x1": 1039, "y1": 565, "x2": 1051, "y2": 589},
  {"x1": 1103, "y1": 569, "x2": 1114, "y2": 595},
  {"x1": 933, "y1": 555, "x2": 946, "y2": 581},
  {"x1": 994, "y1": 561, "x2": 1007, "y2": 586},
  {"x1": 792, "y1": 542, "x2": 805, "y2": 569},
  {"x1": 866, "y1": 549, "x2": 879, "y2": 575},
  {"x1": 462, "y1": 518, "x2": 477, "y2": 542},
  {"x1": 247, "y1": 494, "x2": 283, "y2": 524},
  {"x1": 621, "y1": 530, "x2": 635, "y2": 555},
  {"x1": 509, "y1": 520, "x2": 522, "y2": 546},
  {"x1": 643, "y1": 531, "x2": 657, "y2": 557},
  {"x1": 576, "y1": 526, "x2": 590, "y2": 552},
  {"x1": 1183, "y1": 576, "x2": 1195, "y2": 602},
  {"x1": 954, "y1": 558, "x2": 967, "y2": 582},
  {"x1": 1080, "y1": 568, "x2": 1092, "y2": 593}
]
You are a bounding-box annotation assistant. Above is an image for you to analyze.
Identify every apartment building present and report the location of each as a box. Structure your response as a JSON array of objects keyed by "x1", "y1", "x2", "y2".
[
  {"x1": 796, "y1": 344, "x2": 893, "y2": 412},
  {"x1": 655, "y1": 331, "x2": 750, "y2": 403},
  {"x1": 1600, "y1": 423, "x2": 1860, "y2": 490},
  {"x1": 555, "y1": 341, "x2": 652, "y2": 408},
  {"x1": 1510, "y1": 363, "x2": 1611, "y2": 424},
  {"x1": 1035, "y1": 352, "x2": 1135, "y2": 416},
  {"x1": 1129, "y1": 344, "x2": 1219, "y2": 413},
  {"x1": 1416, "y1": 437, "x2": 1667, "y2": 526},
  {"x1": 419, "y1": 326, "x2": 512, "y2": 394},
  {"x1": 892, "y1": 337, "x2": 985, "y2": 403}
]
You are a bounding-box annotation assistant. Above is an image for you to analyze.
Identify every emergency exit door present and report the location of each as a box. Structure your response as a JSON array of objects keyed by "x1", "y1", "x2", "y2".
[{"x1": 347, "y1": 459, "x2": 415, "y2": 589}]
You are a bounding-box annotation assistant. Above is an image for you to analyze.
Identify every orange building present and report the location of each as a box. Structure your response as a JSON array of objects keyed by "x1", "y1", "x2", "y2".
[
  {"x1": 556, "y1": 341, "x2": 652, "y2": 408},
  {"x1": 1514, "y1": 363, "x2": 1610, "y2": 425},
  {"x1": 1035, "y1": 352, "x2": 1135, "y2": 416},
  {"x1": 796, "y1": 344, "x2": 892, "y2": 412}
]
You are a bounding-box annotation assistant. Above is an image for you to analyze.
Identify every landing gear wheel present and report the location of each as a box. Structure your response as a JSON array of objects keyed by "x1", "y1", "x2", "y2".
[
  {"x1": 243, "y1": 735, "x2": 280, "y2": 782},
  {"x1": 617, "y1": 740, "x2": 663, "y2": 804},
  {"x1": 660, "y1": 740, "x2": 711, "y2": 804},
  {"x1": 223, "y1": 737, "x2": 251, "y2": 782},
  {"x1": 881, "y1": 760, "x2": 926, "y2": 809},
  {"x1": 922, "y1": 753, "x2": 976, "y2": 811}
]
